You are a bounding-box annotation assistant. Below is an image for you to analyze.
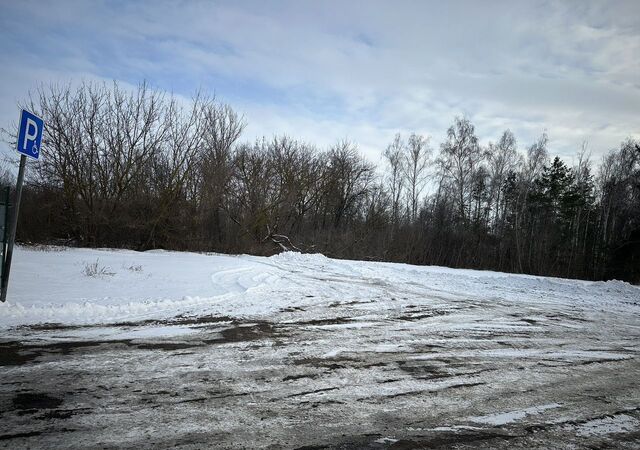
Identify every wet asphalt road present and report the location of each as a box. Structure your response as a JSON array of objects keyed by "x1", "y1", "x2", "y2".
[{"x1": 2, "y1": 288, "x2": 640, "y2": 449}]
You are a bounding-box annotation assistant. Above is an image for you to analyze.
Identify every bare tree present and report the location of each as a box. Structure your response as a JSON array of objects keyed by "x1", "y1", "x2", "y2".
[
  {"x1": 31, "y1": 81, "x2": 169, "y2": 244},
  {"x1": 197, "y1": 102, "x2": 245, "y2": 247},
  {"x1": 403, "y1": 133, "x2": 431, "y2": 221},
  {"x1": 438, "y1": 117, "x2": 482, "y2": 223},
  {"x1": 383, "y1": 133, "x2": 406, "y2": 226},
  {"x1": 485, "y1": 130, "x2": 521, "y2": 231},
  {"x1": 323, "y1": 141, "x2": 375, "y2": 229}
]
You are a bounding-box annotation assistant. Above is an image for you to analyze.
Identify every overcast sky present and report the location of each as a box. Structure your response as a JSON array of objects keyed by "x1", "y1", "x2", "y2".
[{"x1": 1, "y1": 0, "x2": 638, "y2": 166}]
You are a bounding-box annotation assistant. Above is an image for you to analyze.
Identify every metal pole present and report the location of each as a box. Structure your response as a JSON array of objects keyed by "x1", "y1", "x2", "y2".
[{"x1": 0, "y1": 155, "x2": 27, "y2": 302}]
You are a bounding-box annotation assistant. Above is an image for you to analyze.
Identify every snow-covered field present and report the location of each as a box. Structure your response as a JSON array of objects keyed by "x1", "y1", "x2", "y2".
[{"x1": 1, "y1": 246, "x2": 639, "y2": 448}]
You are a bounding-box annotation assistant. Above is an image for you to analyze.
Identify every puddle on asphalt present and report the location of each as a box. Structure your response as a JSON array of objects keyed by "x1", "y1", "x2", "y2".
[
  {"x1": 12, "y1": 393, "x2": 63, "y2": 411},
  {"x1": 1, "y1": 319, "x2": 283, "y2": 367}
]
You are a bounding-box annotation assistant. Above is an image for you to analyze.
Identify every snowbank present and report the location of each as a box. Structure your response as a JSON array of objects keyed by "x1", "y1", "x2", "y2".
[{"x1": 0, "y1": 246, "x2": 638, "y2": 330}]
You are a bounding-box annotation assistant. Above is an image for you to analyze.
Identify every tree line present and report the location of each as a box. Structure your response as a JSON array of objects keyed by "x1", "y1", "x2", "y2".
[{"x1": 4, "y1": 82, "x2": 639, "y2": 282}]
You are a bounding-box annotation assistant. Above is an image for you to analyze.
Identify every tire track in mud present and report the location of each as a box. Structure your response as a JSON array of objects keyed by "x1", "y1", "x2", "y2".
[{"x1": 2, "y1": 259, "x2": 640, "y2": 449}]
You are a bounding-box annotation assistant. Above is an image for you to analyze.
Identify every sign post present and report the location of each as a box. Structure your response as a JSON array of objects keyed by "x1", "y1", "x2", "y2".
[{"x1": 0, "y1": 109, "x2": 44, "y2": 302}]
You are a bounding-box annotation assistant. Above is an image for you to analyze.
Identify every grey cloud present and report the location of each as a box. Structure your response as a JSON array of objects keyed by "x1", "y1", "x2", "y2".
[{"x1": 0, "y1": 0, "x2": 638, "y2": 163}]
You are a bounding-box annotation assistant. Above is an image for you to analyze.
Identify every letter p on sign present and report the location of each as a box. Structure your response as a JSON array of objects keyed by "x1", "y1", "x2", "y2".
[{"x1": 17, "y1": 109, "x2": 44, "y2": 160}]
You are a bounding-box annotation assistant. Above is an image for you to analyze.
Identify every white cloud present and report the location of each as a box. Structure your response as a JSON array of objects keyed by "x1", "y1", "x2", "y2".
[{"x1": 0, "y1": 0, "x2": 638, "y2": 168}]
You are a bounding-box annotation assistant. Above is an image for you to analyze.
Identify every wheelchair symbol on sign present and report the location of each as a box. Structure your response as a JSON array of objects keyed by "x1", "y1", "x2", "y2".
[{"x1": 17, "y1": 110, "x2": 44, "y2": 160}]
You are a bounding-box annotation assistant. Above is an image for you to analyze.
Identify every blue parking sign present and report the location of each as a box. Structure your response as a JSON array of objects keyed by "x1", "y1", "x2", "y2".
[{"x1": 17, "y1": 109, "x2": 44, "y2": 160}]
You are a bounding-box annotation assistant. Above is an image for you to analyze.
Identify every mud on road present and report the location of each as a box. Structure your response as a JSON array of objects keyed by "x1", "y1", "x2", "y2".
[{"x1": 2, "y1": 286, "x2": 640, "y2": 450}]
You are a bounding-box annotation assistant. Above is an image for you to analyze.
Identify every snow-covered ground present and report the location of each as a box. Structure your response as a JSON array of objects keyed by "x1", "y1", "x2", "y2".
[{"x1": 1, "y1": 246, "x2": 639, "y2": 448}]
